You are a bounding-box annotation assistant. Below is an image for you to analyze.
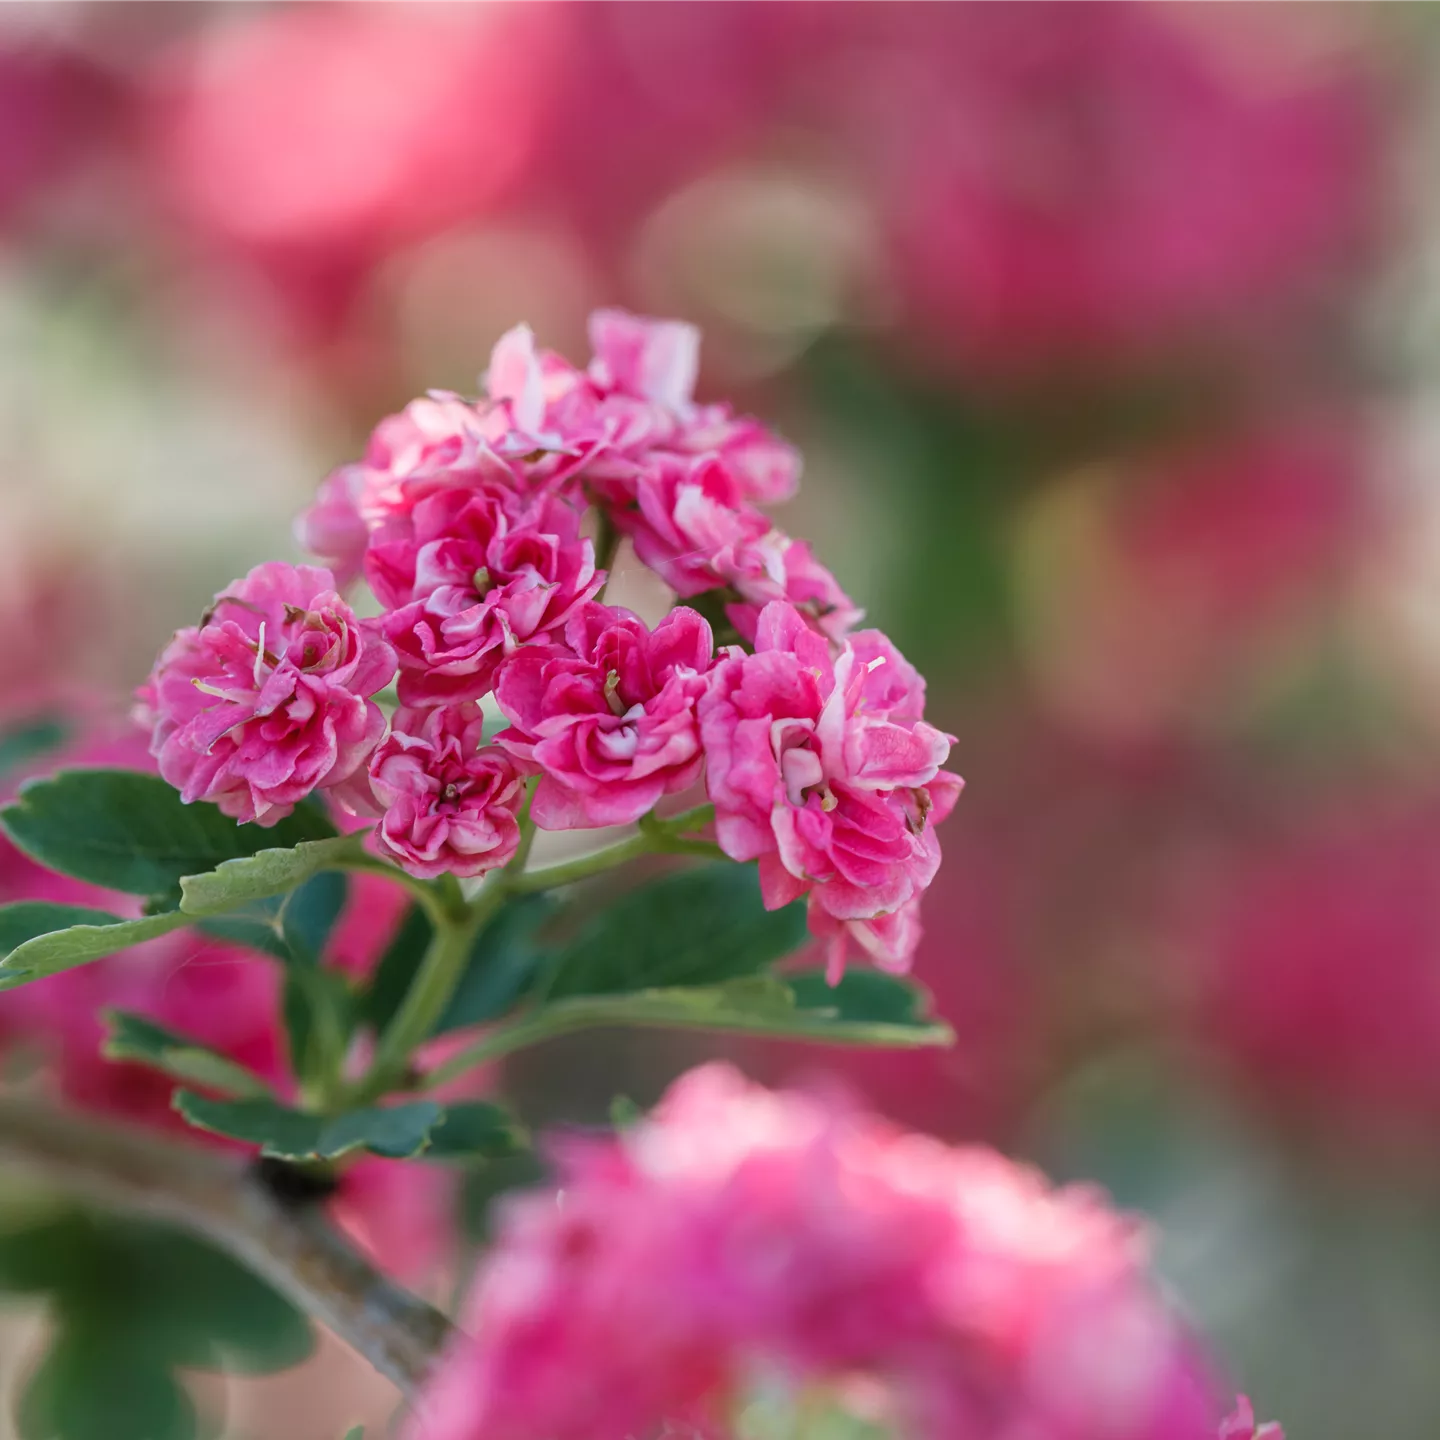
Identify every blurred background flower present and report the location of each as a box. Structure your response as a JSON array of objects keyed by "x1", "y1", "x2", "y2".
[{"x1": 1, "y1": 3, "x2": 1437, "y2": 1436}]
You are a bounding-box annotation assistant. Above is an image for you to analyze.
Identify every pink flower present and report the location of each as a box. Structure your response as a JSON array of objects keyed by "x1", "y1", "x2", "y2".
[
  {"x1": 408, "y1": 1063, "x2": 1220, "y2": 1440},
  {"x1": 613, "y1": 453, "x2": 858, "y2": 641},
  {"x1": 699, "y1": 602, "x2": 960, "y2": 978},
  {"x1": 369, "y1": 704, "x2": 526, "y2": 879},
  {"x1": 478, "y1": 312, "x2": 802, "y2": 505},
  {"x1": 368, "y1": 482, "x2": 602, "y2": 707},
  {"x1": 495, "y1": 602, "x2": 713, "y2": 830},
  {"x1": 621, "y1": 453, "x2": 774, "y2": 597},
  {"x1": 139, "y1": 562, "x2": 396, "y2": 825},
  {"x1": 587, "y1": 307, "x2": 700, "y2": 415},
  {"x1": 297, "y1": 392, "x2": 513, "y2": 587},
  {"x1": 1219, "y1": 1397, "x2": 1283, "y2": 1440}
]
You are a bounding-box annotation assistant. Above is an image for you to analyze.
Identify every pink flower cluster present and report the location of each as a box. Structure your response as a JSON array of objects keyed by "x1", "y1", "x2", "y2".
[
  {"x1": 142, "y1": 312, "x2": 960, "y2": 975},
  {"x1": 408, "y1": 1062, "x2": 1241, "y2": 1440}
]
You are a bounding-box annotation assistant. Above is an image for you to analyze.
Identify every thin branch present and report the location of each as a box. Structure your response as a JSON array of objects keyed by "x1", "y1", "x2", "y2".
[{"x1": 0, "y1": 1095, "x2": 454, "y2": 1395}]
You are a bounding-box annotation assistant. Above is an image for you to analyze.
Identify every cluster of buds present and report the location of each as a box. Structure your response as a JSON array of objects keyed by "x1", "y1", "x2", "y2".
[{"x1": 139, "y1": 312, "x2": 960, "y2": 977}]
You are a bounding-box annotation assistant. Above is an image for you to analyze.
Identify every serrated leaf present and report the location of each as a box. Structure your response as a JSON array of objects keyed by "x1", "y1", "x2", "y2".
[
  {"x1": 542, "y1": 864, "x2": 806, "y2": 1001},
  {"x1": 180, "y1": 834, "x2": 365, "y2": 918},
  {"x1": 0, "y1": 716, "x2": 70, "y2": 783},
  {"x1": 0, "y1": 769, "x2": 336, "y2": 902},
  {"x1": 0, "y1": 902, "x2": 191, "y2": 984},
  {"x1": 173, "y1": 1092, "x2": 442, "y2": 1160},
  {"x1": 101, "y1": 1010, "x2": 270, "y2": 1097},
  {"x1": 528, "y1": 972, "x2": 952, "y2": 1048},
  {"x1": 423, "y1": 1101, "x2": 528, "y2": 1162}
]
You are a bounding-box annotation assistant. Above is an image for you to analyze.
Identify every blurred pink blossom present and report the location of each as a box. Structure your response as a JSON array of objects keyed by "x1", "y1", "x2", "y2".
[
  {"x1": 152, "y1": 2, "x2": 563, "y2": 334},
  {"x1": 834, "y1": 3, "x2": 1385, "y2": 373},
  {"x1": 409, "y1": 1062, "x2": 1220, "y2": 1440},
  {"x1": 1175, "y1": 798, "x2": 1440, "y2": 1141}
]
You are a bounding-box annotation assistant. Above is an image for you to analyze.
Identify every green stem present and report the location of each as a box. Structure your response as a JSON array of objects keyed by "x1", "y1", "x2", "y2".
[
  {"x1": 419, "y1": 1008, "x2": 598, "y2": 1089},
  {"x1": 342, "y1": 798, "x2": 716, "y2": 1103},
  {"x1": 351, "y1": 892, "x2": 492, "y2": 1103},
  {"x1": 508, "y1": 805, "x2": 720, "y2": 896},
  {"x1": 594, "y1": 509, "x2": 621, "y2": 578},
  {"x1": 505, "y1": 830, "x2": 657, "y2": 895},
  {"x1": 506, "y1": 780, "x2": 539, "y2": 877},
  {"x1": 655, "y1": 801, "x2": 715, "y2": 837},
  {"x1": 346, "y1": 855, "x2": 456, "y2": 928}
]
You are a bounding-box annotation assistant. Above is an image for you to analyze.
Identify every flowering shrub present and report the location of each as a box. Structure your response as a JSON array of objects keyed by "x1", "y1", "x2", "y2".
[{"x1": 0, "y1": 312, "x2": 1278, "y2": 1440}]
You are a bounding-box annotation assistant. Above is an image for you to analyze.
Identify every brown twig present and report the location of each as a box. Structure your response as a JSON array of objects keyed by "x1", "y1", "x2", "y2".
[{"x1": 0, "y1": 1094, "x2": 454, "y2": 1394}]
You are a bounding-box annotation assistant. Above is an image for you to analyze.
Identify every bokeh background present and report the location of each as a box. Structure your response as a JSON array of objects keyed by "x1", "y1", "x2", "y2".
[{"x1": 2, "y1": 2, "x2": 1439, "y2": 1435}]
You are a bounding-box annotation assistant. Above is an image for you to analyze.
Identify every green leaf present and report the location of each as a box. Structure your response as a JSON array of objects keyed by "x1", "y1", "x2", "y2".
[
  {"x1": 0, "y1": 716, "x2": 70, "y2": 783},
  {"x1": 0, "y1": 769, "x2": 336, "y2": 902},
  {"x1": 528, "y1": 972, "x2": 952, "y2": 1048},
  {"x1": 542, "y1": 864, "x2": 806, "y2": 1001},
  {"x1": 0, "y1": 1210, "x2": 313, "y2": 1440},
  {"x1": 282, "y1": 964, "x2": 353, "y2": 1087},
  {"x1": 342, "y1": 1430, "x2": 365, "y2": 1440},
  {"x1": 173, "y1": 1092, "x2": 442, "y2": 1160},
  {"x1": 434, "y1": 894, "x2": 554, "y2": 1033},
  {"x1": 194, "y1": 907, "x2": 289, "y2": 960},
  {"x1": 0, "y1": 902, "x2": 191, "y2": 985},
  {"x1": 18, "y1": 1331, "x2": 196, "y2": 1440},
  {"x1": 279, "y1": 870, "x2": 349, "y2": 967},
  {"x1": 179, "y1": 834, "x2": 365, "y2": 918},
  {"x1": 423, "y1": 1101, "x2": 528, "y2": 1162},
  {"x1": 101, "y1": 1010, "x2": 270, "y2": 1097},
  {"x1": 355, "y1": 901, "x2": 434, "y2": 1033},
  {"x1": 786, "y1": 968, "x2": 949, "y2": 1035}
]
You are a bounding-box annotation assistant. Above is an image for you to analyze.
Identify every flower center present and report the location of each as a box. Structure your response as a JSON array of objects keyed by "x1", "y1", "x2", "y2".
[{"x1": 603, "y1": 669, "x2": 627, "y2": 717}]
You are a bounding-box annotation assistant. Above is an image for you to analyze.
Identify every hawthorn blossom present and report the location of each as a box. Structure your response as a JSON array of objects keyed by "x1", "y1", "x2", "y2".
[
  {"x1": 408, "y1": 1063, "x2": 1220, "y2": 1440},
  {"x1": 479, "y1": 310, "x2": 801, "y2": 504},
  {"x1": 368, "y1": 482, "x2": 602, "y2": 706},
  {"x1": 369, "y1": 703, "x2": 527, "y2": 879},
  {"x1": 495, "y1": 602, "x2": 713, "y2": 830},
  {"x1": 611, "y1": 452, "x2": 859, "y2": 641},
  {"x1": 699, "y1": 602, "x2": 960, "y2": 977},
  {"x1": 297, "y1": 391, "x2": 504, "y2": 586},
  {"x1": 138, "y1": 562, "x2": 395, "y2": 825}
]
